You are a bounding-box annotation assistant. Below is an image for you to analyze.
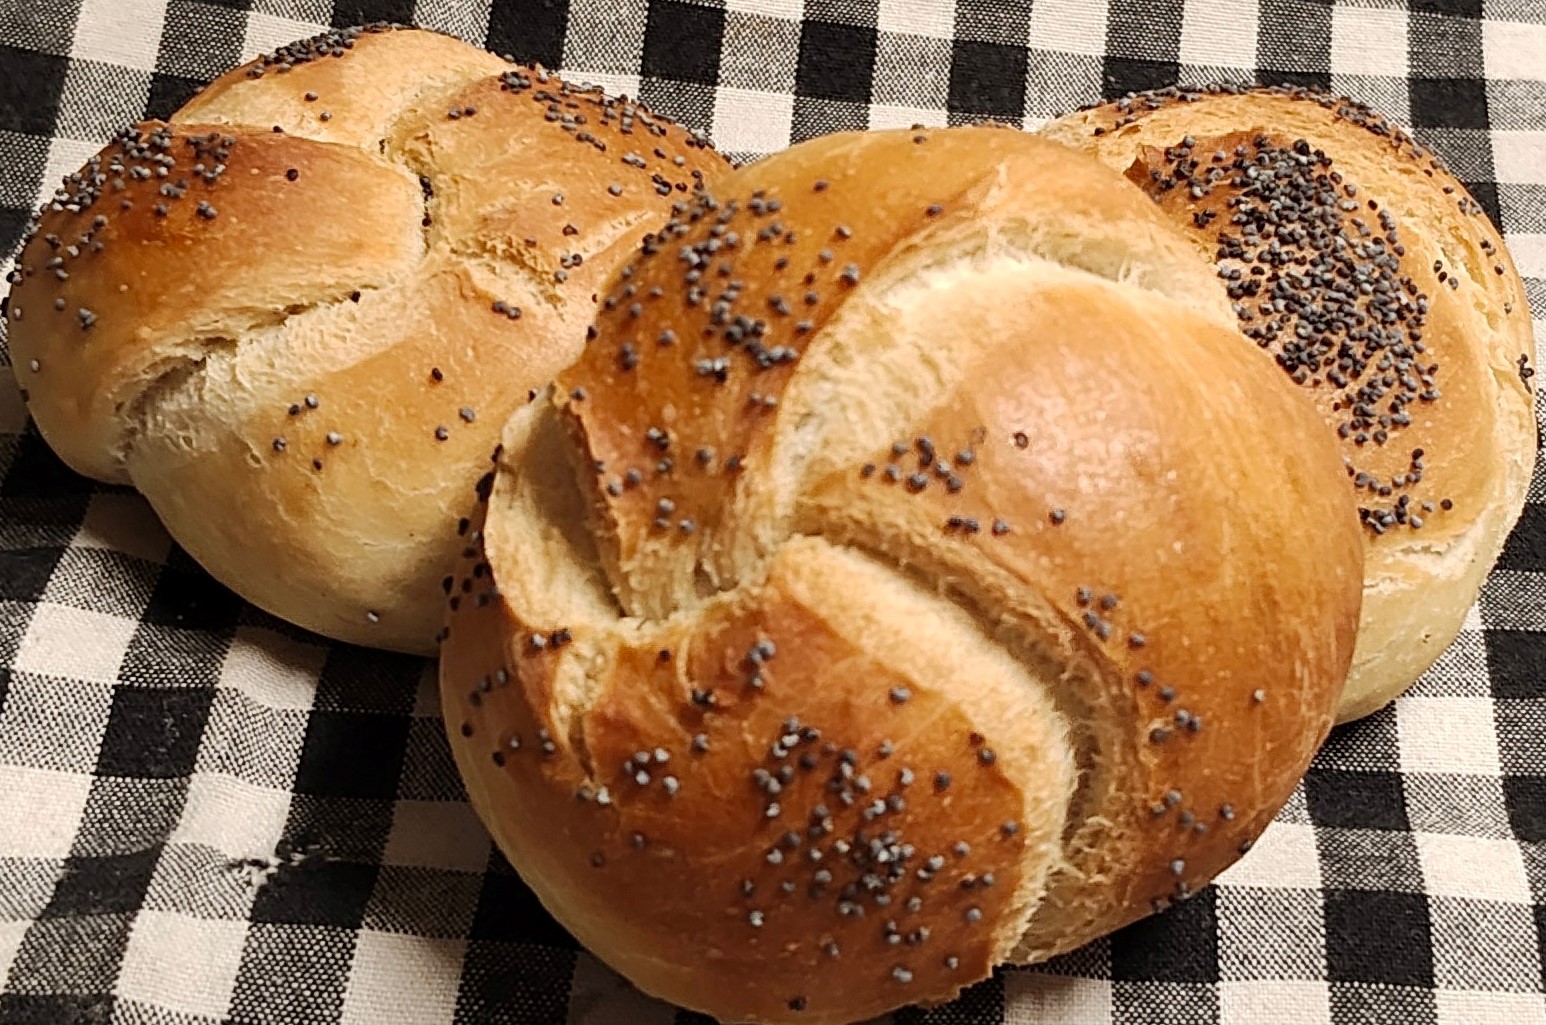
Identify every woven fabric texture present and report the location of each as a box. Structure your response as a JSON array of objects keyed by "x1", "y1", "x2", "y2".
[{"x1": 0, "y1": 2, "x2": 1542, "y2": 1024}]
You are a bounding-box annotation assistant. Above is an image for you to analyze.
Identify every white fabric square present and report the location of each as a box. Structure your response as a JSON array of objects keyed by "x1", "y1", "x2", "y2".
[
  {"x1": 383, "y1": 800, "x2": 492, "y2": 874},
  {"x1": 713, "y1": 87, "x2": 795, "y2": 157},
  {"x1": 239, "y1": 11, "x2": 325, "y2": 63},
  {"x1": 1181, "y1": 0, "x2": 1260, "y2": 68},
  {"x1": 1483, "y1": 20, "x2": 1546, "y2": 82},
  {"x1": 13, "y1": 602, "x2": 137, "y2": 685},
  {"x1": 340, "y1": 932, "x2": 466, "y2": 1025},
  {"x1": 117, "y1": 910, "x2": 248, "y2": 1019},
  {"x1": 0, "y1": 921, "x2": 28, "y2": 991},
  {"x1": 1417, "y1": 832, "x2": 1532, "y2": 904},
  {"x1": 1028, "y1": 0, "x2": 1109, "y2": 57},
  {"x1": 726, "y1": 0, "x2": 804, "y2": 20},
  {"x1": 1331, "y1": 6, "x2": 1409, "y2": 79},
  {"x1": 1492, "y1": 133, "x2": 1546, "y2": 186},
  {"x1": 877, "y1": 0, "x2": 957, "y2": 39},
  {"x1": 867, "y1": 104, "x2": 949, "y2": 130},
  {"x1": 1498, "y1": 232, "x2": 1546, "y2": 280},
  {"x1": 1002, "y1": 972, "x2": 1111, "y2": 1024},
  {"x1": 1397, "y1": 697, "x2": 1502, "y2": 776},
  {"x1": 70, "y1": 0, "x2": 168, "y2": 71},
  {"x1": 566, "y1": 952, "x2": 678, "y2": 1025},
  {"x1": 171, "y1": 773, "x2": 291, "y2": 861},
  {"x1": 220, "y1": 628, "x2": 327, "y2": 712},
  {"x1": 1215, "y1": 823, "x2": 1323, "y2": 890},
  {"x1": 0, "y1": 764, "x2": 92, "y2": 858},
  {"x1": 1437, "y1": 990, "x2": 1546, "y2": 1025},
  {"x1": 72, "y1": 494, "x2": 171, "y2": 565},
  {"x1": 1220, "y1": 980, "x2": 1331, "y2": 1025}
]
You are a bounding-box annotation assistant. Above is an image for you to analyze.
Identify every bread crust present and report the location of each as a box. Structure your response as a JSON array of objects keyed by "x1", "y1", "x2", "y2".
[
  {"x1": 441, "y1": 127, "x2": 1365, "y2": 1024},
  {"x1": 4, "y1": 24, "x2": 732, "y2": 653},
  {"x1": 1040, "y1": 85, "x2": 1537, "y2": 721}
]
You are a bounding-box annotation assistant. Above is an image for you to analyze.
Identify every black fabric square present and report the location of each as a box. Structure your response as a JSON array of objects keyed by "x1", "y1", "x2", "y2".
[
  {"x1": 1, "y1": 913, "x2": 134, "y2": 1002},
  {"x1": 1410, "y1": 78, "x2": 1490, "y2": 129},
  {"x1": 332, "y1": 0, "x2": 415, "y2": 27},
  {"x1": 948, "y1": 40, "x2": 1026, "y2": 120},
  {"x1": 1101, "y1": 57, "x2": 1177, "y2": 101},
  {"x1": 0, "y1": 207, "x2": 32, "y2": 263},
  {"x1": 43, "y1": 848, "x2": 160, "y2": 917},
  {"x1": 1487, "y1": 630, "x2": 1546, "y2": 699},
  {"x1": 470, "y1": 871, "x2": 577, "y2": 949},
  {"x1": 282, "y1": 794, "x2": 395, "y2": 863},
  {"x1": 293, "y1": 709, "x2": 411, "y2": 799},
  {"x1": 1504, "y1": 777, "x2": 1546, "y2": 842},
  {"x1": 0, "y1": 436, "x2": 93, "y2": 500},
  {"x1": 796, "y1": 20, "x2": 876, "y2": 104},
  {"x1": 96, "y1": 685, "x2": 213, "y2": 778},
  {"x1": 487, "y1": 0, "x2": 570, "y2": 67},
  {"x1": 1324, "y1": 889, "x2": 1434, "y2": 986},
  {"x1": 1111, "y1": 888, "x2": 1219, "y2": 982},
  {"x1": 1266, "y1": 69, "x2": 1334, "y2": 91},
  {"x1": 0, "y1": 45, "x2": 69, "y2": 135},
  {"x1": 0, "y1": 548, "x2": 62, "y2": 602},
  {"x1": 1411, "y1": 0, "x2": 1482, "y2": 14},
  {"x1": 228, "y1": 923, "x2": 355, "y2": 1025},
  {"x1": 314, "y1": 646, "x2": 422, "y2": 715},
  {"x1": 249, "y1": 854, "x2": 377, "y2": 927},
  {"x1": 642, "y1": 0, "x2": 724, "y2": 84},
  {"x1": 1305, "y1": 770, "x2": 1410, "y2": 831},
  {"x1": 138, "y1": 549, "x2": 243, "y2": 632},
  {"x1": 455, "y1": 942, "x2": 575, "y2": 1024},
  {"x1": 1499, "y1": 503, "x2": 1546, "y2": 570},
  {"x1": 1464, "y1": 179, "x2": 1502, "y2": 233},
  {"x1": 145, "y1": 73, "x2": 203, "y2": 120},
  {"x1": 0, "y1": 994, "x2": 118, "y2": 1025}
]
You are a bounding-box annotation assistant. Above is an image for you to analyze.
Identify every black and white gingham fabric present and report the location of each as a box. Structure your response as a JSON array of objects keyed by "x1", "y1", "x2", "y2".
[{"x1": 0, "y1": 2, "x2": 1542, "y2": 1023}]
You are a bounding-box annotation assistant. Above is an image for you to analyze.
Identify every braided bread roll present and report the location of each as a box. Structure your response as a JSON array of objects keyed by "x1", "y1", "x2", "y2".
[
  {"x1": 3, "y1": 24, "x2": 731, "y2": 653},
  {"x1": 1040, "y1": 86, "x2": 1537, "y2": 721},
  {"x1": 440, "y1": 128, "x2": 1365, "y2": 1024}
]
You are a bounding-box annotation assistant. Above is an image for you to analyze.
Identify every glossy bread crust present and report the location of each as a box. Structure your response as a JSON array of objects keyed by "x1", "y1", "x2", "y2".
[
  {"x1": 441, "y1": 128, "x2": 1365, "y2": 1025},
  {"x1": 1041, "y1": 85, "x2": 1537, "y2": 721},
  {"x1": 4, "y1": 23, "x2": 732, "y2": 653}
]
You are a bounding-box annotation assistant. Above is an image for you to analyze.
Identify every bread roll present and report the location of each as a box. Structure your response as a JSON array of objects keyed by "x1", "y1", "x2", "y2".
[
  {"x1": 439, "y1": 127, "x2": 1365, "y2": 1024},
  {"x1": 3, "y1": 23, "x2": 731, "y2": 653},
  {"x1": 1040, "y1": 85, "x2": 1537, "y2": 722}
]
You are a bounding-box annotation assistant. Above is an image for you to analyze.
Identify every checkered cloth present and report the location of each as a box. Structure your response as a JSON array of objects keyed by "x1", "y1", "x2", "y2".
[{"x1": 0, "y1": 2, "x2": 1542, "y2": 1024}]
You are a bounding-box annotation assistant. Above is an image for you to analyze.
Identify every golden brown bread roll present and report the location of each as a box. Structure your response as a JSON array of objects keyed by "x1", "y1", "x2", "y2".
[
  {"x1": 1040, "y1": 85, "x2": 1537, "y2": 722},
  {"x1": 3, "y1": 23, "x2": 732, "y2": 653},
  {"x1": 439, "y1": 127, "x2": 1366, "y2": 1024}
]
